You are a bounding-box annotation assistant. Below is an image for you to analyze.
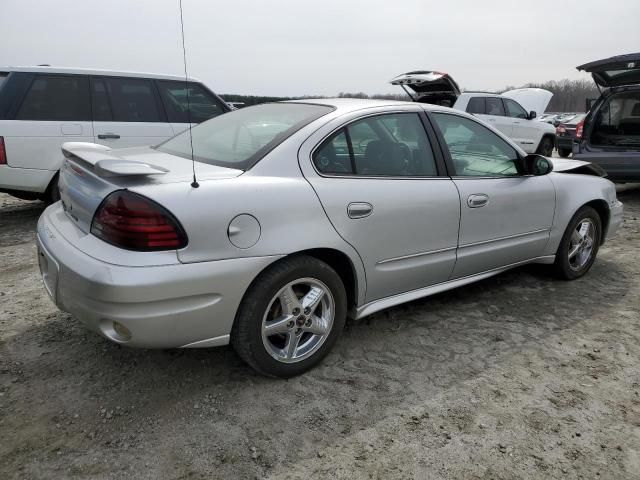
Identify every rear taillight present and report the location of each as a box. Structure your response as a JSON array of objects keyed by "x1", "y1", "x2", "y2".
[
  {"x1": 575, "y1": 119, "x2": 585, "y2": 140},
  {"x1": 0, "y1": 137, "x2": 6, "y2": 165},
  {"x1": 91, "y1": 190, "x2": 187, "y2": 251}
]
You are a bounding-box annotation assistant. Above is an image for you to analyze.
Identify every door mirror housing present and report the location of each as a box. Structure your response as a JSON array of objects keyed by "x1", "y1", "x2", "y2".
[
  {"x1": 521, "y1": 154, "x2": 553, "y2": 175},
  {"x1": 528, "y1": 110, "x2": 537, "y2": 120}
]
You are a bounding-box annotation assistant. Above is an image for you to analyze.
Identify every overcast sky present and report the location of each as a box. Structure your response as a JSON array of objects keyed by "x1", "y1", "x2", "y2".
[{"x1": 1, "y1": 0, "x2": 639, "y2": 97}]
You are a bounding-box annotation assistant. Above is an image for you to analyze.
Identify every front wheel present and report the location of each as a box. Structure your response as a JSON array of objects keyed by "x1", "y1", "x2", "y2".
[
  {"x1": 231, "y1": 255, "x2": 347, "y2": 377},
  {"x1": 536, "y1": 136, "x2": 554, "y2": 156},
  {"x1": 553, "y1": 206, "x2": 602, "y2": 280}
]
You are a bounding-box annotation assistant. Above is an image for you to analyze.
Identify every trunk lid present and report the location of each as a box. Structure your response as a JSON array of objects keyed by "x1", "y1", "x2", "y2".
[
  {"x1": 577, "y1": 52, "x2": 640, "y2": 88},
  {"x1": 502, "y1": 88, "x2": 553, "y2": 116},
  {"x1": 389, "y1": 71, "x2": 461, "y2": 105},
  {"x1": 58, "y1": 142, "x2": 242, "y2": 233}
]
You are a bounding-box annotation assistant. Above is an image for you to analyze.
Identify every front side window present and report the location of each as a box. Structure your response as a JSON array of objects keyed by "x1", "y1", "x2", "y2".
[
  {"x1": 504, "y1": 98, "x2": 528, "y2": 119},
  {"x1": 313, "y1": 113, "x2": 437, "y2": 176},
  {"x1": 432, "y1": 113, "x2": 520, "y2": 177},
  {"x1": 16, "y1": 75, "x2": 90, "y2": 121},
  {"x1": 157, "y1": 103, "x2": 333, "y2": 170},
  {"x1": 157, "y1": 81, "x2": 227, "y2": 123},
  {"x1": 102, "y1": 77, "x2": 162, "y2": 122},
  {"x1": 485, "y1": 97, "x2": 505, "y2": 116},
  {"x1": 466, "y1": 97, "x2": 485, "y2": 114}
]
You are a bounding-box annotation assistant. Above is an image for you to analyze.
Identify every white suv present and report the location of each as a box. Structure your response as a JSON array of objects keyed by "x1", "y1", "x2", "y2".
[
  {"x1": 391, "y1": 71, "x2": 556, "y2": 156},
  {"x1": 0, "y1": 66, "x2": 230, "y2": 202}
]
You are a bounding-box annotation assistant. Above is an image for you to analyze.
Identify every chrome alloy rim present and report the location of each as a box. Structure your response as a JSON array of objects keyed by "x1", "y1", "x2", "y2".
[
  {"x1": 261, "y1": 278, "x2": 335, "y2": 363},
  {"x1": 568, "y1": 219, "x2": 596, "y2": 271}
]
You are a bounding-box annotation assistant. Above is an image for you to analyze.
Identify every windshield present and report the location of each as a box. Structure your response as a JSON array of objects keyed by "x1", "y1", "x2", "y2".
[{"x1": 156, "y1": 103, "x2": 333, "y2": 170}]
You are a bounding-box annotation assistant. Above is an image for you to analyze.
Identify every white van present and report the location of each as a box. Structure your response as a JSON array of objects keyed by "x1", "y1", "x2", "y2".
[{"x1": 0, "y1": 66, "x2": 230, "y2": 202}]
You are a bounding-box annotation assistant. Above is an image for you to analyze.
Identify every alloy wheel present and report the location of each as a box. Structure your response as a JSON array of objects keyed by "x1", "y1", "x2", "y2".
[{"x1": 568, "y1": 219, "x2": 596, "y2": 271}]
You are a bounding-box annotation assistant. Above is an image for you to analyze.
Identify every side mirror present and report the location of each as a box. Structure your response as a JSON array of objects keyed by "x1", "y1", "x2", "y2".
[
  {"x1": 528, "y1": 110, "x2": 537, "y2": 120},
  {"x1": 522, "y1": 154, "x2": 553, "y2": 175}
]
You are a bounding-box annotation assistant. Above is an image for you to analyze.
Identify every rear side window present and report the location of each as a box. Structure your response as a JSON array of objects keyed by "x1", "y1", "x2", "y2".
[
  {"x1": 504, "y1": 98, "x2": 528, "y2": 119},
  {"x1": 313, "y1": 113, "x2": 438, "y2": 176},
  {"x1": 466, "y1": 97, "x2": 485, "y2": 114},
  {"x1": 16, "y1": 75, "x2": 90, "y2": 121},
  {"x1": 157, "y1": 81, "x2": 227, "y2": 123},
  {"x1": 485, "y1": 97, "x2": 505, "y2": 116},
  {"x1": 102, "y1": 77, "x2": 162, "y2": 122},
  {"x1": 91, "y1": 79, "x2": 112, "y2": 121}
]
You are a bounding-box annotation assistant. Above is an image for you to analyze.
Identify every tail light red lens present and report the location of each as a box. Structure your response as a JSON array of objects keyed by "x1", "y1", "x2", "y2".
[
  {"x1": 575, "y1": 119, "x2": 585, "y2": 140},
  {"x1": 91, "y1": 190, "x2": 187, "y2": 251},
  {"x1": 0, "y1": 137, "x2": 7, "y2": 165}
]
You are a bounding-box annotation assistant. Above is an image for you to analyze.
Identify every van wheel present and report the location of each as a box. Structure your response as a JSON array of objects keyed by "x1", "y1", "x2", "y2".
[
  {"x1": 42, "y1": 174, "x2": 60, "y2": 204},
  {"x1": 536, "y1": 136, "x2": 554, "y2": 156},
  {"x1": 558, "y1": 148, "x2": 571, "y2": 158},
  {"x1": 553, "y1": 206, "x2": 601, "y2": 280},
  {"x1": 231, "y1": 255, "x2": 347, "y2": 377}
]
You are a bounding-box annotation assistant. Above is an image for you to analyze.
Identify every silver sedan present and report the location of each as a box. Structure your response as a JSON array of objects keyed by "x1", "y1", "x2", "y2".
[{"x1": 36, "y1": 99, "x2": 623, "y2": 377}]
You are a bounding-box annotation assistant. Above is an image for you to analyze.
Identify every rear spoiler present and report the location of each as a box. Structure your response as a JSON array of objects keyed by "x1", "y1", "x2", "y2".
[{"x1": 61, "y1": 142, "x2": 168, "y2": 177}]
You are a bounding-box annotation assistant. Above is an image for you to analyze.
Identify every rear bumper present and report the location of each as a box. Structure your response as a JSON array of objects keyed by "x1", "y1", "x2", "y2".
[
  {"x1": 556, "y1": 136, "x2": 574, "y2": 150},
  {"x1": 36, "y1": 205, "x2": 281, "y2": 349},
  {"x1": 0, "y1": 165, "x2": 56, "y2": 194}
]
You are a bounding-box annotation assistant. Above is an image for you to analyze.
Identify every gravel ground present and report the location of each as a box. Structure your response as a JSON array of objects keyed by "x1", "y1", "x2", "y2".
[{"x1": 1, "y1": 185, "x2": 639, "y2": 480}]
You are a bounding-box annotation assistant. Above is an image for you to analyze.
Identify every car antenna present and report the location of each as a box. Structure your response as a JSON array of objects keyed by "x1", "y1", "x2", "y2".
[{"x1": 178, "y1": 0, "x2": 199, "y2": 188}]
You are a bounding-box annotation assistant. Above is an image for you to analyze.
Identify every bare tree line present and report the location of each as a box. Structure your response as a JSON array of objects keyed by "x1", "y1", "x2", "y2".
[{"x1": 223, "y1": 79, "x2": 600, "y2": 113}]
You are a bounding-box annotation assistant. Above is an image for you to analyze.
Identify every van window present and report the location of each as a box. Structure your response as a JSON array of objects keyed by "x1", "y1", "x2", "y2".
[
  {"x1": 0, "y1": 73, "x2": 8, "y2": 91},
  {"x1": 16, "y1": 75, "x2": 90, "y2": 121},
  {"x1": 91, "y1": 79, "x2": 112, "y2": 121},
  {"x1": 157, "y1": 81, "x2": 227, "y2": 123},
  {"x1": 102, "y1": 77, "x2": 163, "y2": 122}
]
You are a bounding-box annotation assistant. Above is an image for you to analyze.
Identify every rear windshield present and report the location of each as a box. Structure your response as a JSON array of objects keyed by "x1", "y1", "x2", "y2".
[{"x1": 156, "y1": 103, "x2": 333, "y2": 170}]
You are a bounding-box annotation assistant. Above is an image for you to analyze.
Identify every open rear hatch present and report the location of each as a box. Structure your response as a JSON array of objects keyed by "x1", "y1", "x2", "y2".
[
  {"x1": 58, "y1": 142, "x2": 242, "y2": 233},
  {"x1": 577, "y1": 52, "x2": 640, "y2": 88},
  {"x1": 390, "y1": 71, "x2": 461, "y2": 106}
]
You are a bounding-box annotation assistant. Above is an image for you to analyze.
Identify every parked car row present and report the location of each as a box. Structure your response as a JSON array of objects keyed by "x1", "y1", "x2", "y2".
[
  {"x1": 389, "y1": 71, "x2": 557, "y2": 156},
  {"x1": 0, "y1": 66, "x2": 231, "y2": 202}
]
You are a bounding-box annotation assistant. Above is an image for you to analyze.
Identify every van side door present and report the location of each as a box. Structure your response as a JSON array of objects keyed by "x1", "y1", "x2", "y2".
[{"x1": 91, "y1": 76, "x2": 173, "y2": 148}]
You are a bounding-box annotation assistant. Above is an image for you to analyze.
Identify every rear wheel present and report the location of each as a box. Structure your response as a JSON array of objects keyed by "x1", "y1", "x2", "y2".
[
  {"x1": 553, "y1": 206, "x2": 601, "y2": 280},
  {"x1": 42, "y1": 173, "x2": 60, "y2": 204},
  {"x1": 536, "y1": 136, "x2": 554, "y2": 156},
  {"x1": 231, "y1": 255, "x2": 347, "y2": 377},
  {"x1": 558, "y1": 148, "x2": 572, "y2": 158}
]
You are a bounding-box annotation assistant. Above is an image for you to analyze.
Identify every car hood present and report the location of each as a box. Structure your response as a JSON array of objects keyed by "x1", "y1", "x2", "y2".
[
  {"x1": 549, "y1": 157, "x2": 606, "y2": 177},
  {"x1": 502, "y1": 88, "x2": 553, "y2": 116},
  {"x1": 577, "y1": 52, "x2": 640, "y2": 88},
  {"x1": 389, "y1": 71, "x2": 461, "y2": 99}
]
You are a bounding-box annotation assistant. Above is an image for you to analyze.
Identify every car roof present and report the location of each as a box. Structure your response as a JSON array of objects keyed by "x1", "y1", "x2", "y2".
[
  {"x1": 288, "y1": 97, "x2": 436, "y2": 111},
  {"x1": 0, "y1": 66, "x2": 200, "y2": 82}
]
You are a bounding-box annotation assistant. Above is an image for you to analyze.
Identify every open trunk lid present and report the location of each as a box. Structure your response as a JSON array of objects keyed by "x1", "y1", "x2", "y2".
[
  {"x1": 577, "y1": 52, "x2": 640, "y2": 88},
  {"x1": 58, "y1": 142, "x2": 242, "y2": 234},
  {"x1": 389, "y1": 71, "x2": 461, "y2": 105},
  {"x1": 502, "y1": 88, "x2": 553, "y2": 116}
]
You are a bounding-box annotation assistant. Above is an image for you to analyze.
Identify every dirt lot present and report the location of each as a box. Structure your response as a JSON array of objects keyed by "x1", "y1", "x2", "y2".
[{"x1": 1, "y1": 186, "x2": 639, "y2": 480}]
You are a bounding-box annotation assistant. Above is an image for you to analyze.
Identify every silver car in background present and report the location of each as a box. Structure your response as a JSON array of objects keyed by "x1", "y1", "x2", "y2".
[{"x1": 36, "y1": 99, "x2": 623, "y2": 377}]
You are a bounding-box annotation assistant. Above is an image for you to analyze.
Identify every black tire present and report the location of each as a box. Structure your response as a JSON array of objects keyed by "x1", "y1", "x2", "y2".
[
  {"x1": 42, "y1": 173, "x2": 60, "y2": 204},
  {"x1": 231, "y1": 255, "x2": 347, "y2": 377},
  {"x1": 558, "y1": 148, "x2": 572, "y2": 158},
  {"x1": 536, "y1": 136, "x2": 554, "y2": 156},
  {"x1": 553, "y1": 206, "x2": 602, "y2": 280}
]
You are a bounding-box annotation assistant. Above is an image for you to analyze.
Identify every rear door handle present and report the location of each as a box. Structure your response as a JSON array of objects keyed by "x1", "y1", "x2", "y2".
[
  {"x1": 347, "y1": 202, "x2": 373, "y2": 219},
  {"x1": 467, "y1": 194, "x2": 489, "y2": 208},
  {"x1": 97, "y1": 133, "x2": 120, "y2": 139}
]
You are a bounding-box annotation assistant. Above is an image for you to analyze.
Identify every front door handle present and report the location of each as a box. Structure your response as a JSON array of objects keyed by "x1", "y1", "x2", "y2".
[
  {"x1": 98, "y1": 133, "x2": 120, "y2": 139},
  {"x1": 467, "y1": 194, "x2": 489, "y2": 208},
  {"x1": 347, "y1": 202, "x2": 373, "y2": 219}
]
